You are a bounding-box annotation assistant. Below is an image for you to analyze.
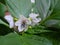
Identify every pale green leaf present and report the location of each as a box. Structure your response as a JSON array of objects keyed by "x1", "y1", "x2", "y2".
[
  {"x1": 6, "y1": 0, "x2": 32, "y2": 18},
  {"x1": 35, "y1": 0, "x2": 51, "y2": 20}
]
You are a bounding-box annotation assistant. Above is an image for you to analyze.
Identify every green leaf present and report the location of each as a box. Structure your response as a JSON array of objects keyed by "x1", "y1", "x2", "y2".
[
  {"x1": 50, "y1": 0, "x2": 58, "y2": 9},
  {"x1": 0, "y1": 32, "x2": 60, "y2": 45},
  {"x1": 0, "y1": 3, "x2": 6, "y2": 17},
  {"x1": 48, "y1": 0, "x2": 60, "y2": 20},
  {"x1": 44, "y1": 0, "x2": 60, "y2": 27},
  {"x1": 0, "y1": 24, "x2": 13, "y2": 35},
  {"x1": 44, "y1": 20, "x2": 59, "y2": 27},
  {"x1": 27, "y1": 26, "x2": 53, "y2": 34},
  {"x1": 35, "y1": 0, "x2": 51, "y2": 20},
  {"x1": 0, "y1": 0, "x2": 5, "y2": 4},
  {"x1": 39, "y1": 0, "x2": 60, "y2": 28},
  {"x1": 48, "y1": 12, "x2": 60, "y2": 20},
  {"x1": 0, "y1": 19, "x2": 8, "y2": 26},
  {"x1": 53, "y1": 0, "x2": 60, "y2": 11},
  {"x1": 39, "y1": 32, "x2": 60, "y2": 45},
  {"x1": 6, "y1": 0, "x2": 32, "y2": 18},
  {"x1": 0, "y1": 33, "x2": 53, "y2": 45}
]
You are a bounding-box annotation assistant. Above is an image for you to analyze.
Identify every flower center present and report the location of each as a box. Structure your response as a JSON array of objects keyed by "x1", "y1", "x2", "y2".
[{"x1": 21, "y1": 20, "x2": 26, "y2": 28}]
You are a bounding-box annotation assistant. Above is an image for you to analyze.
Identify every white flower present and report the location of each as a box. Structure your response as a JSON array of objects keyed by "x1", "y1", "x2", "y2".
[
  {"x1": 29, "y1": 13, "x2": 41, "y2": 25},
  {"x1": 15, "y1": 15, "x2": 31, "y2": 32},
  {"x1": 4, "y1": 15, "x2": 14, "y2": 28},
  {"x1": 31, "y1": 0, "x2": 35, "y2": 3}
]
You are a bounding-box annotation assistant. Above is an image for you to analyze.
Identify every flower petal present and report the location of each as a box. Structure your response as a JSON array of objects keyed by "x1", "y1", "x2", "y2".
[
  {"x1": 10, "y1": 22, "x2": 14, "y2": 28},
  {"x1": 33, "y1": 18, "x2": 41, "y2": 23},
  {"x1": 29, "y1": 13, "x2": 41, "y2": 26},
  {"x1": 31, "y1": 0, "x2": 35, "y2": 3},
  {"x1": 15, "y1": 15, "x2": 29, "y2": 32},
  {"x1": 18, "y1": 24, "x2": 24, "y2": 32},
  {"x1": 15, "y1": 20, "x2": 21, "y2": 26},
  {"x1": 4, "y1": 15, "x2": 14, "y2": 28},
  {"x1": 29, "y1": 13, "x2": 39, "y2": 19}
]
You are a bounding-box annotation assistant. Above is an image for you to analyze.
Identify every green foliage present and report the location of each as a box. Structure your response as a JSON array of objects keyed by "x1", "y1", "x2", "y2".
[
  {"x1": 0, "y1": 0, "x2": 60, "y2": 45},
  {"x1": 6, "y1": 0, "x2": 32, "y2": 18},
  {"x1": 0, "y1": 3, "x2": 6, "y2": 17},
  {"x1": 0, "y1": 24, "x2": 13, "y2": 35},
  {"x1": 0, "y1": 33, "x2": 53, "y2": 45},
  {"x1": 0, "y1": 32, "x2": 60, "y2": 45},
  {"x1": 0, "y1": 19, "x2": 8, "y2": 26},
  {"x1": 35, "y1": 0, "x2": 51, "y2": 20},
  {"x1": 0, "y1": 0, "x2": 5, "y2": 4},
  {"x1": 41, "y1": 0, "x2": 60, "y2": 28}
]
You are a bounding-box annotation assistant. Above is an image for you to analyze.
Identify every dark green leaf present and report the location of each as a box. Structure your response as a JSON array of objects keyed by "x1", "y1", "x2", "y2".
[
  {"x1": 0, "y1": 3, "x2": 6, "y2": 17},
  {"x1": 0, "y1": 24, "x2": 13, "y2": 36},
  {"x1": 27, "y1": 26, "x2": 53, "y2": 34},
  {"x1": 0, "y1": 0, "x2": 5, "y2": 4},
  {"x1": 0, "y1": 19, "x2": 8, "y2": 26}
]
